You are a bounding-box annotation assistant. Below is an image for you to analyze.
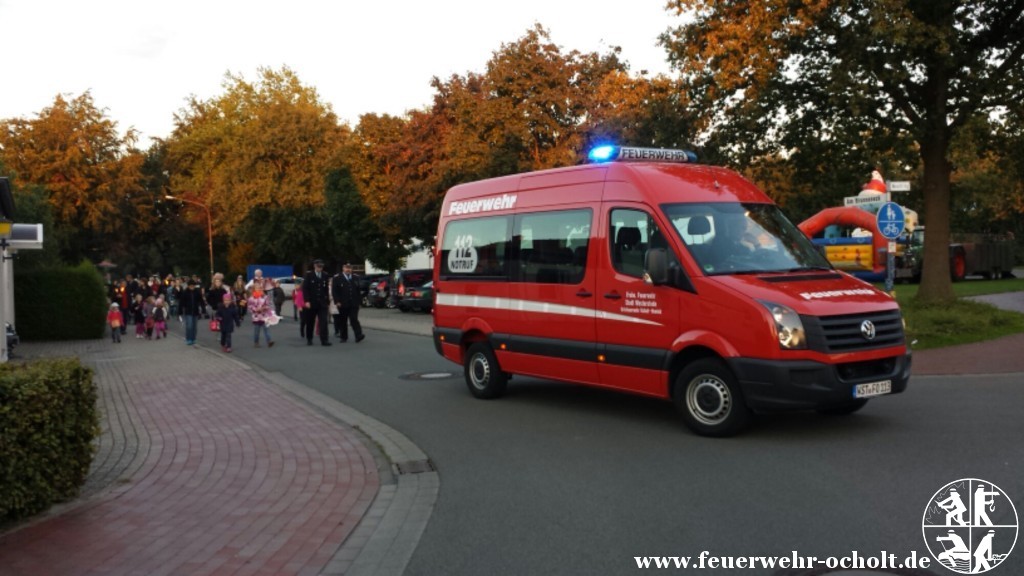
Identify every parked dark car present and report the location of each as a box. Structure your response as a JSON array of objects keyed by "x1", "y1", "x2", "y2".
[
  {"x1": 392, "y1": 268, "x2": 433, "y2": 307},
  {"x1": 398, "y1": 281, "x2": 434, "y2": 313},
  {"x1": 367, "y1": 278, "x2": 392, "y2": 308},
  {"x1": 360, "y1": 274, "x2": 388, "y2": 307}
]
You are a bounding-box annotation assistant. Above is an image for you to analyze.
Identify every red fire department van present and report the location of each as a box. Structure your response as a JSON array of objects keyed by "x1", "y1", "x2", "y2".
[{"x1": 432, "y1": 146, "x2": 911, "y2": 436}]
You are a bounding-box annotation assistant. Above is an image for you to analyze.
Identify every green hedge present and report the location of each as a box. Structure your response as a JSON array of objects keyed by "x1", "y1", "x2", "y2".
[
  {"x1": 0, "y1": 357, "x2": 99, "y2": 522},
  {"x1": 14, "y1": 261, "x2": 108, "y2": 341}
]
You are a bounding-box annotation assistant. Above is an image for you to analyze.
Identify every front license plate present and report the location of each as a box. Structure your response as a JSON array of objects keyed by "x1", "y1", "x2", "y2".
[{"x1": 854, "y1": 379, "x2": 892, "y2": 398}]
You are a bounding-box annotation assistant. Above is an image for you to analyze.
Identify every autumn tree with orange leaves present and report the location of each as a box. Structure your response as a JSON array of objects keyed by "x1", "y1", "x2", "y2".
[
  {"x1": 165, "y1": 67, "x2": 348, "y2": 268},
  {"x1": 0, "y1": 92, "x2": 147, "y2": 262}
]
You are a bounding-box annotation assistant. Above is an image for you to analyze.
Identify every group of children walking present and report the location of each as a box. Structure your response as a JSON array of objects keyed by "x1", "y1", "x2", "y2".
[
  {"x1": 214, "y1": 288, "x2": 276, "y2": 352},
  {"x1": 106, "y1": 294, "x2": 169, "y2": 343},
  {"x1": 107, "y1": 284, "x2": 277, "y2": 353}
]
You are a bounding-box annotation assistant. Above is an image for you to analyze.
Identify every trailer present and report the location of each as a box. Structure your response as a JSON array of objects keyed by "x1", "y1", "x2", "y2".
[{"x1": 950, "y1": 232, "x2": 1017, "y2": 280}]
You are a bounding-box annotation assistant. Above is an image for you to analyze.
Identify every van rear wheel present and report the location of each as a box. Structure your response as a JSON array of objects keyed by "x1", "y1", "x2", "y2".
[
  {"x1": 673, "y1": 358, "x2": 750, "y2": 437},
  {"x1": 464, "y1": 342, "x2": 508, "y2": 399}
]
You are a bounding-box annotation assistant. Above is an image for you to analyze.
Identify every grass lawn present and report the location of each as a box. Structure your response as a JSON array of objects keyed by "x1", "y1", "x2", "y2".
[
  {"x1": 877, "y1": 277, "x2": 1024, "y2": 350},
  {"x1": 886, "y1": 276, "x2": 1024, "y2": 300}
]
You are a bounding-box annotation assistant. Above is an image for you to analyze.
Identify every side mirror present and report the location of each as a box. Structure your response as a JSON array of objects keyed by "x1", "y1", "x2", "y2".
[{"x1": 645, "y1": 248, "x2": 669, "y2": 285}]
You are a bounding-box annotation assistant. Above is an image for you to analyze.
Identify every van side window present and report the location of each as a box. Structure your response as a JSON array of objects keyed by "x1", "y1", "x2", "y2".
[
  {"x1": 514, "y1": 209, "x2": 591, "y2": 284},
  {"x1": 610, "y1": 209, "x2": 671, "y2": 278},
  {"x1": 440, "y1": 216, "x2": 511, "y2": 278}
]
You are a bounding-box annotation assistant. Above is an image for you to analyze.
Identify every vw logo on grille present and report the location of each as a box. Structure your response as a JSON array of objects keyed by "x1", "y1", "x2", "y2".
[{"x1": 861, "y1": 320, "x2": 877, "y2": 340}]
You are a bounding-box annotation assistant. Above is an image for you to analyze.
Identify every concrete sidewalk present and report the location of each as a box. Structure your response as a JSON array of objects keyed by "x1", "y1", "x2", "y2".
[{"x1": 0, "y1": 332, "x2": 437, "y2": 576}]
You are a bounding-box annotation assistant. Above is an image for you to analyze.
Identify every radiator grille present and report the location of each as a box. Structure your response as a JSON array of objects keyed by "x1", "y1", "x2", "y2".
[{"x1": 803, "y1": 309, "x2": 905, "y2": 353}]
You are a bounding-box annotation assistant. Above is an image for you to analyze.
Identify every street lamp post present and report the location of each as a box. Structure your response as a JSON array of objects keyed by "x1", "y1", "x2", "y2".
[{"x1": 165, "y1": 194, "x2": 213, "y2": 279}]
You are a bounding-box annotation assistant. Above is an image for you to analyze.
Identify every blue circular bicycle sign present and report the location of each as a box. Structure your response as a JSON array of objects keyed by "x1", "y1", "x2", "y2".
[{"x1": 876, "y1": 202, "x2": 906, "y2": 240}]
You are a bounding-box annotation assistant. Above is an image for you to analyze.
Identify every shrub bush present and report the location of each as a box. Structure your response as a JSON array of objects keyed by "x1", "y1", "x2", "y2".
[
  {"x1": 14, "y1": 261, "x2": 108, "y2": 341},
  {"x1": 0, "y1": 357, "x2": 99, "y2": 522}
]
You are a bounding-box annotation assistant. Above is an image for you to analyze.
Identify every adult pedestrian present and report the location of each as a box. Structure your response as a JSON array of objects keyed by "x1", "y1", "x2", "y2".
[
  {"x1": 331, "y1": 262, "x2": 365, "y2": 343},
  {"x1": 116, "y1": 279, "x2": 131, "y2": 334},
  {"x1": 192, "y1": 274, "x2": 209, "y2": 318},
  {"x1": 124, "y1": 273, "x2": 139, "y2": 300},
  {"x1": 206, "y1": 273, "x2": 228, "y2": 315},
  {"x1": 124, "y1": 275, "x2": 141, "y2": 327},
  {"x1": 168, "y1": 277, "x2": 183, "y2": 322},
  {"x1": 245, "y1": 268, "x2": 272, "y2": 292},
  {"x1": 148, "y1": 275, "x2": 164, "y2": 299},
  {"x1": 232, "y1": 275, "x2": 248, "y2": 318},
  {"x1": 178, "y1": 278, "x2": 206, "y2": 345},
  {"x1": 301, "y1": 259, "x2": 332, "y2": 346}
]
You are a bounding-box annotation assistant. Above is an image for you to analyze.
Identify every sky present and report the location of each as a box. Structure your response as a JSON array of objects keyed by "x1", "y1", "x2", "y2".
[{"x1": 1, "y1": 0, "x2": 683, "y2": 146}]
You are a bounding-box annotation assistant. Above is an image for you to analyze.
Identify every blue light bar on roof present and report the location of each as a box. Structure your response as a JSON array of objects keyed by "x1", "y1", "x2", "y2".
[{"x1": 588, "y1": 145, "x2": 698, "y2": 164}]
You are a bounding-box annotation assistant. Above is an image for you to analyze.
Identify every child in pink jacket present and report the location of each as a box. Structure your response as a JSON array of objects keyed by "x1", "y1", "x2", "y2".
[{"x1": 248, "y1": 289, "x2": 275, "y2": 347}]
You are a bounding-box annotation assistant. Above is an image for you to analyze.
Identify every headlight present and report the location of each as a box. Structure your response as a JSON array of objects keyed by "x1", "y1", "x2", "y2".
[{"x1": 760, "y1": 301, "x2": 806, "y2": 350}]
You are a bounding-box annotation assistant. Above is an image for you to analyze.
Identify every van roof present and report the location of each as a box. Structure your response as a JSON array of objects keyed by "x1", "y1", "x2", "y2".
[{"x1": 442, "y1": 161, "x2": 772, "y2": 212}]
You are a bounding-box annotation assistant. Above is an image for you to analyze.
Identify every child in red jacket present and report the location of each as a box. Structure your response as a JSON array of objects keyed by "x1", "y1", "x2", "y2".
[{"x1": 107, "y1": 303, "x2": 123, "y2": 343}]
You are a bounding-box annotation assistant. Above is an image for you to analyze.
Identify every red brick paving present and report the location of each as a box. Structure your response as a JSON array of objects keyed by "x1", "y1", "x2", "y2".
[
  {"x1": 0, "y1": 365, "x2": 379, "y2": 576},
  {"x1": 912, "y1": 332, "x2": 1024, "y2": 375}
]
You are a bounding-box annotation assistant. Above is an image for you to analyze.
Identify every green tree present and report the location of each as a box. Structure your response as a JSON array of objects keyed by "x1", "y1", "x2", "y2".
[
  {"x1": 662, "y1": 0, "x2": 1024, "y2": 303},
  {"x1": 947, "y1": 115, "x2": 1024, "y2": 237}
]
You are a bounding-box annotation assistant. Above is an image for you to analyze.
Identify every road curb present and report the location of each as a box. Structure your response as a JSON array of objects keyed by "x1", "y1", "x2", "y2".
[{"x1": 259, "y1": 370, "x2": 438, "y2": 576}]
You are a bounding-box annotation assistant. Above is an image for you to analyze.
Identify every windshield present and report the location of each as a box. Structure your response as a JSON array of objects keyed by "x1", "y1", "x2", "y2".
[{"x1": 663, "y1": 202, "x2": 832, "y2": 275}]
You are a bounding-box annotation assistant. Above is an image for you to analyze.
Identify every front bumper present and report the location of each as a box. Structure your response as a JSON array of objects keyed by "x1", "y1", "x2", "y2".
[{"x1": 727, "y1": 351, "x2": 911, "y2": 412}]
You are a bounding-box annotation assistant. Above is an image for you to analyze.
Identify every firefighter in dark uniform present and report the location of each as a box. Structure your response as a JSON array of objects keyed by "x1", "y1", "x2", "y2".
[
  {"x1": 331, "y1": 262, "x2": 365, "y2": 343},
  {"x1": 301, "y1": 259, "x2": 332, "y2": 346}
]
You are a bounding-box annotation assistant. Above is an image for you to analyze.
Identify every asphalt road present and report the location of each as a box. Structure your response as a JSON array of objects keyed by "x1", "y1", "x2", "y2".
[{"x1": 215, "y1": 309, "x2": 1023, "y2": 576}]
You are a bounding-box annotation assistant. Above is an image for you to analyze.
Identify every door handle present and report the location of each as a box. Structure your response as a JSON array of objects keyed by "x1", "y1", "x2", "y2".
[
  {"x1": 604, "y1": 292, "x2": 621, "y2": 300},
  {"x1": 576, "y1": 290, "x2": 593, "y2": 298}
]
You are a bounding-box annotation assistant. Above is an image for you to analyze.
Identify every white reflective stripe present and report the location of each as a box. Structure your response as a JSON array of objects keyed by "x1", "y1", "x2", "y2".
[
  {"x1": 595, "y1": 310, "x2": 663, "y2": 325},
  {"x1": 435, "y1": 293, "x2": 662, "y2": 326}
]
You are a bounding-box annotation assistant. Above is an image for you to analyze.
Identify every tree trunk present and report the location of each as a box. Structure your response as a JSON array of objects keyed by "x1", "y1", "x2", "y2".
[{"x1": 915, "y1": 136, "x2": 956, "y2": 303}]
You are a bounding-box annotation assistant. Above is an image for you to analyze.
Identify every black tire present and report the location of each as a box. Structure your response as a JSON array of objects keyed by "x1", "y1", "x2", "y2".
[
  {"x1": 399, "y1": 305, "x2": 409, "y2": 313},
  {"x1": 817, "y1": 398, "x2": 868, "y2": 415},
  {"x1": 464, "y1": 342, "x2": 508, "y2": 399},
  {"x1": 672, "y1": 358, "x2": 751, "y2": 437}
]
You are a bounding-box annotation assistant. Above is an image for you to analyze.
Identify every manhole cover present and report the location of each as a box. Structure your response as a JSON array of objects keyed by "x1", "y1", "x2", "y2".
[{"x1": 399, "y1": 371, "x2": 458, "y2": 381}]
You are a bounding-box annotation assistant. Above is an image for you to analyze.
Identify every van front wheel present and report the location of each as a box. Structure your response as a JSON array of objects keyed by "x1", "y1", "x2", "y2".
[
  {"x1": 464, "y1": 342, "x2": 507, "y2": 399},
  {"x1": 673, "y1": 359, "x2": 751, "y2": 437}
]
